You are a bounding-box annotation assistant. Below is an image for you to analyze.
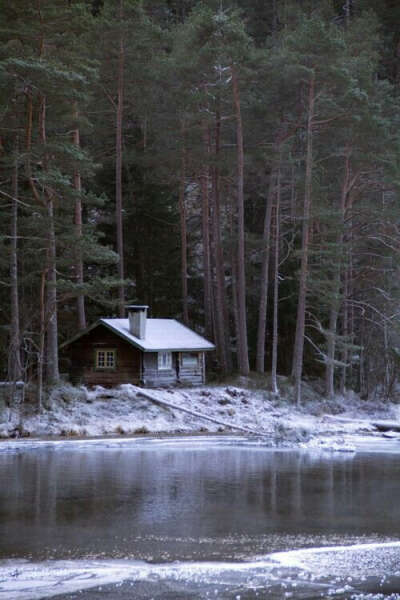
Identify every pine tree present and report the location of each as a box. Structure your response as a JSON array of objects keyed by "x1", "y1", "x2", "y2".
[
  {"x1": 0, "y1": 0, "x2": 118, "y2": 397},
  {"x1": 270, "y1": 8, "x2": 360, "y2": 403},
  {"x1": 165, "y1": 5, "x2": 257, "y2": 373}
]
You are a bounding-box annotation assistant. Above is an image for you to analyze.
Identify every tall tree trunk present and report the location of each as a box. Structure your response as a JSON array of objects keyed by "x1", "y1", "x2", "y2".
[
  {"x1": 37, "y1": 269, "x2": 46, "y2": 410},
  {"x1": 325, "y1": 155, "x2": 353, "y2": 398},
  {"x1": 73, "y1": 104, "x2": 86, "y2": 330},
  {"x1": 256, "y1": 169, "x2": 276, "y2": 373},
  {"x1": 339, "y1": 267, "x2": 349, "y2": 395},
  {"x1": 340, "y1": 186, "x2": 355, "y2": 391},
  {"x1": 271, "y1": 158, "x2": 282, "y2": 395},
  {"x1": 39, "y1": 95, "x2": 59, "y2": 386},
  {"x1": 8, "y1": 134, "x2": 22, "y2": 390},
  {"x1": 46, "y1": 198, "x2": 59, "y2": 386},
  {"x1": 359, "y1": 317, "x2": 366, "y2": 396},
  {"x1": 179, "y1": 121, "x2": 189, "y2": 325},
  {"x1": 211, "y1": 107, "x2": 231, "y2": 374},
  {"x1": 344, "y1": 0, "x2": 351, "y2": 27},
  {"x1": 348, "y1": 209, "x2": 355, "y2": 389},
  {"x1": 116, "y1": 0, "x2": 125, "y2": 317},
  {"x1": 383, "y1": 313, "x2": 390, "y2": 399},
  {"x1": 292, "y1": 73, "x2": 315, "y2": 405},
  {"x1": 230, "y1": 200, "x2": 240, "y2": 368},
  {"x1": 325, "y1": 304, "x2": 338, "y2": 399},
  {"x1": 231, "y1": 66, "x2": 249, "y2": 375},
  {"x1": 25, "y1": 90, "x2": 40, "y2": 205},
  {"x1": 201, "y1": 121, "x2": 213, "y2": 340},
  {"x1": 272, "y1": 0, "x2": 278, "y2": 32}
]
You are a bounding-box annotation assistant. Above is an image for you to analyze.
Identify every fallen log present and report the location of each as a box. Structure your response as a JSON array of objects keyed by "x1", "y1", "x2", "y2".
[
  {"x1": 324, "y1": 415, "x2": 400, "y2": 433},
  {"x1": 382, "y1": 431, "x2": 400, "y2": 438},
  {"x1": 323, "y1": 414, "x2": 361, "y2": 424},
  {"x1": 137, "y1": 390, "x2": 267, "y2": 437},
  {"x1": 371, "y1": 420, "x2": 400, "y2": 433}
]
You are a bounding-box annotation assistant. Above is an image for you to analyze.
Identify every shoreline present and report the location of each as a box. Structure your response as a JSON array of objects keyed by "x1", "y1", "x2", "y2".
[
  {"x1": 1, "y1": 381, "x2": 399, "y2": 452},
  {"x1": 0, "y1": 427, "x2": 399, "y2": 456}
]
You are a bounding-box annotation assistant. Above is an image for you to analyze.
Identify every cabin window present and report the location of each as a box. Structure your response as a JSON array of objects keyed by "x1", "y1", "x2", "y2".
[
  {"x1": 96, "y1": 349, "x2": 116, "y2": 369},
  {"x1": 158, "y1": 351, "x2": 172, "y2": 370},
  {"x1": 181, "y1": 352, "x2": 199, "y2": 367}
]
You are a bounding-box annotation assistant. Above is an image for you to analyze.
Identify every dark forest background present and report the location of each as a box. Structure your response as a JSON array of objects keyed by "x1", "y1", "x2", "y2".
[{"x1": 1, "y1": 0, "x2": 400, "y2": 403}]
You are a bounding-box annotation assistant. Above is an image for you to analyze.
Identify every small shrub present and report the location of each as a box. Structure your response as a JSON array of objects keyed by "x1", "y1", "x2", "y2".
[
  {"x1": 218, "y1": 397, "x2": 230, "y2": 405},
  {"x1": 324, "y1": 399, "x2": 346, "y2": 415},
  {"x1": 134, "y1": 426, "x2": 149, "y2": 434},
  {"x1": 225, "y1": 387, "x2": 239, "y2": 398},
  {"x1": 60, "y1": 428, "x2": 79, "y2": 437}
]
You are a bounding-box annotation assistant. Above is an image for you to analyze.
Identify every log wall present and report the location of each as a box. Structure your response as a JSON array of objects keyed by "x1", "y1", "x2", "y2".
[
  {"x1": 142, "y1": 353, "x2": 177, "y2": 387},
  {"x1": 64, "y1": 325, "x2": 141, "y2": 387},
  {"x1": 178, "y1": 352, "x2": 204, "y2": 385},
  {"x1": 142, "y1": 352, "x2": 205, "y2": 387}
]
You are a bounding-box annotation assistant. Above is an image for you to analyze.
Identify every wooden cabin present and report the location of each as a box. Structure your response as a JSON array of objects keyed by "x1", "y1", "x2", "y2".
[{"x1": 60, "y1": 305, "x2": 215, "y2": 388}]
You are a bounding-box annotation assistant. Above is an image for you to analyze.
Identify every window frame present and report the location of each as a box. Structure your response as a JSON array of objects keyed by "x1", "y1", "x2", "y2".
[
  {"x1": 158, "y1": 351, "x2": 172, "y2": 371},
  {"x1": 181, "y1": 352, "x2": 200, "y2": 368},
  {"x1": 95, "y1": 348, "x2": 117, "y2": 370}
]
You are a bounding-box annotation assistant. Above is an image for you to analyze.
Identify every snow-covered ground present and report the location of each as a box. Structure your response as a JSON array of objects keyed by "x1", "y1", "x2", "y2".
[
  {"x1": 2, "y1": 543, "x2": 400, "y2": 600},
  {"x1": 1, "y1": 378, "x2": 399, "y2": 450}
]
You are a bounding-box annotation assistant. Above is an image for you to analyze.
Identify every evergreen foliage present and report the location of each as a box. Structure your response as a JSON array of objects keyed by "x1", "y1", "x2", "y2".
[{"x1": 1, "y1": 0, "x2": 400, "y2": 402}]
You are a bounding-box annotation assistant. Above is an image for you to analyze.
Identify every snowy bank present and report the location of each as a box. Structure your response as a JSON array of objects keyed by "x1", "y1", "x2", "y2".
[{"x1": 0, "y1": 379, "x2": 399, "y2": 448}]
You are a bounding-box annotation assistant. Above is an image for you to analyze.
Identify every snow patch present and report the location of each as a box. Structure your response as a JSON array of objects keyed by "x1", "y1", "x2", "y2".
[
  {"x1": 3, "y1": 542, "x2": 400, "y2": 599},
  {"x1": 270, "y1": 542, "x2": 400, "y2": 576},
  {"x1": 0, "y1": 557, "x2": 276, "y2": 600},
  {"x1": 1, "y1": 382, "x2": 399, "y2": 450}
]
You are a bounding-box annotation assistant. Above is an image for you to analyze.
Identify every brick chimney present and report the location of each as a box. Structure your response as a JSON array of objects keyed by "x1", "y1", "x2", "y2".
[{"x1": 126, "y1": 305, "x2": 148, "y2": 339}]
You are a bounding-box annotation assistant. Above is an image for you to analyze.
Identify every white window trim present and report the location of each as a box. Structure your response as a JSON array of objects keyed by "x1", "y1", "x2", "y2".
[
  {"x1": 158, "y1": 351, "x2": 172, "y2": 370},
  {"x1": 96, "y1": 348, "x2": 116, "y2": 370}
]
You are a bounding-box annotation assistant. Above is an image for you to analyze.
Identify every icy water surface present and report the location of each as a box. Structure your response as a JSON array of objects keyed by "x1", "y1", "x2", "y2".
[{"x1": 1, "y1": 436, "x2": 400, "y2": 599}]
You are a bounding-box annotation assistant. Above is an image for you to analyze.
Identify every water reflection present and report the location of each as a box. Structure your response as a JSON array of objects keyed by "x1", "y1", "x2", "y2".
[{"x1": 1, "y1": 443, "x2": 400, "y2": 560}]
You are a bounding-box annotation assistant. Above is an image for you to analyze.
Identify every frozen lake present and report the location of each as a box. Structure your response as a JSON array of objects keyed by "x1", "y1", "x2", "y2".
[{"x1": 1, "y1": 436, "x2": 400, "y2": 598}]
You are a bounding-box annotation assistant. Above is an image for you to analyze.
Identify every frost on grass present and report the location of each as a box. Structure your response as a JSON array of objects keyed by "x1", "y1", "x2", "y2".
[{"x1": 0, "y1": 377, "x2": 398, "y2": 443}]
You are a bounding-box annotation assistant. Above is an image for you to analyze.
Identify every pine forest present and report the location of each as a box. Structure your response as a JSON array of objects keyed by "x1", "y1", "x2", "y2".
[{"x1": 1, "y1": 0, "x2": 400, "y2": 405}]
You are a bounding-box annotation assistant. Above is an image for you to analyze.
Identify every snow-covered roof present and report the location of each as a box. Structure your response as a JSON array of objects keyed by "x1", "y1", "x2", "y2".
[
  {"x1": 102, "y1": 319, "x2": 215, "y2": 352},
  {"x1": 61, "y1": 318, "x2": 215, "y2": 353}
]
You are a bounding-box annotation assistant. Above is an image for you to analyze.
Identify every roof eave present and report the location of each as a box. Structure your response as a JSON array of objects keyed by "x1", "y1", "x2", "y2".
[
  {"x1": 143, "y1": 346, "x2": 215, "y2": 352},
  {"x1": 59, "y1": 320, "x2": 102, "y2": 350}
]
